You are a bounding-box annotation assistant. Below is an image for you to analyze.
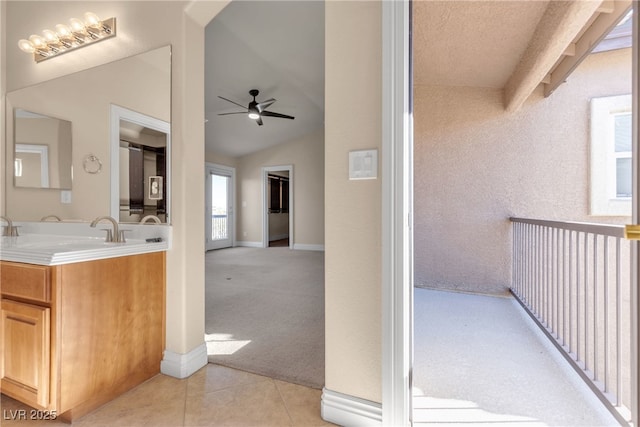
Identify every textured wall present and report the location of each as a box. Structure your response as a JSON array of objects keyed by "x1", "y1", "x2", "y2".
[{"x1": 414, "y1": 48, "x2": 631, "y2": 295}]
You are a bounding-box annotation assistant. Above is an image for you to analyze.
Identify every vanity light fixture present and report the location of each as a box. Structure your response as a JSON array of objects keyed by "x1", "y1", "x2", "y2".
[{"x1": 18, "y1": 12, "x2": 116, "y2": 63}]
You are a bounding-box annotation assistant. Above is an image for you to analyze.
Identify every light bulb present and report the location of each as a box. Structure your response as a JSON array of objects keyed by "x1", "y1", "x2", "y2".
[
  {"x1": 248, "y1": 112, "x2": 260, "y2": 120},
  {"x1": 69, "y1": 18, "x2": 85, "y2": 33},
  {"x1": 83, "y1": 12, "x2": 101, "y2": 27},
  {"x1": 55, "y1": 24, "x2": 72, "y2": 38},
  {"x1": 28, "y1": 34, "x2": 46, "y2": 48},
  {"x1": 42, "y1": 29, "x2": 59, "y2": 43},
  {"x1": 18, "y1": 39, "x2": 35, "y2": 53}
]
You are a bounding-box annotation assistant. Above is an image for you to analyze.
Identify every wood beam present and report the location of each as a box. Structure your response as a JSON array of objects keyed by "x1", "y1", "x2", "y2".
[
  {"x1": 563, "y1": 43, "x2": 576, "y2": 57},
  {"x1": 503, "y1": 1, "x2": 603, "y2": 113},
  {"x1": 597, "y1": 0, "x2": 615, "y2": 13},
  {"x1": 545, "y1": 0, "x2": 632, "y2": 97}
]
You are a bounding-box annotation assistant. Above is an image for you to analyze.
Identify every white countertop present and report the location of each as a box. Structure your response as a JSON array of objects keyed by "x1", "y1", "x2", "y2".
[{"x1": 0, "y1": 222, "x2": 171, "y2": 266}]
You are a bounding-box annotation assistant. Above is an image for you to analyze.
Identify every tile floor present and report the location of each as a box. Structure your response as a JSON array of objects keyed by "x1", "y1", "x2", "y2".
[{"x1": 0, "y1": 364, "x2": 334, "y2": 426}]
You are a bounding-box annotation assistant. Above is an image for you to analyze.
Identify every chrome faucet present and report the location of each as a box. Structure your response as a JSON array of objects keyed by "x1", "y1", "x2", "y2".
[
  {"x1": 0, "y1": 216, "x2": 18, "y2": 237},
  {"x1": 41, "y1": 215, "x2": 62, "y2": 222},
  {"x1": 90, "y1": 216, "x2": 124, "y2": 243},
  {"x1": 140, "y1": 215, "x2": 162, "y2": 224}
]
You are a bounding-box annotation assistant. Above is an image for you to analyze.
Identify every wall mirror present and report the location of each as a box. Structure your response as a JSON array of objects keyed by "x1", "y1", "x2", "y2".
[
  {"x1": 5, "y1": 45, "x2": 171, "y2": 222},
  {"x1": 14, "y1": 109, "x2": 73, "y2": 190}
]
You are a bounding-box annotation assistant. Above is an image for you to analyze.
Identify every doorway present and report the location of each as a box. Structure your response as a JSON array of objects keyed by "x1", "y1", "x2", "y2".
[
  {"x1": 262, "y1": 165, "x2": 293, "y2": 249},
  {"x1": 205, "y1": 163, "x2": 235, "y2": 251},
  {"x1": 409, "y1": 2, "x2": 639, "y2": 425},
  {"x1": 109, "y1": 105, "x2": 171, "y2": 224}
]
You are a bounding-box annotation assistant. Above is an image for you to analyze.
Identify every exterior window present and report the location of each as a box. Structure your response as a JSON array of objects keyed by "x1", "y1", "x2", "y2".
[
  {"x1": 590, "y1": 94, "x2": 632, "y2": 216},
  {"x1": 614, "y1": 113, "x2": 632, "y2": 198}
]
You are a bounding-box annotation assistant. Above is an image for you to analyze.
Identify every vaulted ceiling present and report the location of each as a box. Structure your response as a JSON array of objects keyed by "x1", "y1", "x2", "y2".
[{"x1": 204, "y1": 1, "x2": 324, "y2": 158}]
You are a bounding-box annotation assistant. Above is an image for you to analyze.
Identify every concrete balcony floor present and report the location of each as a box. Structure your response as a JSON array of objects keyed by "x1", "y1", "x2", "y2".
[{"x1": 413, "y1": 288, "x2": 620, "y2": 426}]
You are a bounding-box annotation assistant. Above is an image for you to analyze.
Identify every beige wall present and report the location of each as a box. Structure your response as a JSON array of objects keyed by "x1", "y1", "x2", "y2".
[
  {"x1": 1, "y1": 0, "x2": 228, "y2": 360},
  {"x1": 5, "y1": 47, "x2": 169, "y2": 220},
  {"x1": 414, "y1": 48, "x2": 632, "y2": 295},
  {"x1": 235, "y1": 129, "x2": 324, "y2": 246},
  {"x1": 325, "y1": 0, "x2": 382, "y2": 403},
  {"x1": 269, "y1": 213, "x2": 289, "y2": 239},
  {"x1": 205, "y1": 151, "x2": 238, "y2": 169}
]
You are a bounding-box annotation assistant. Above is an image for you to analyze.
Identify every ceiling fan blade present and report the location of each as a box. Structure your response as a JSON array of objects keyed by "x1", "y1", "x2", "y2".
[
  {"x1": 256, "y1": 117, "x2": 264, "y2": 126},
  {"x1": 262, "y1": 111, "x2": 295, "y2": 120},
  {"x1": 256, "y1": 98, "x2": 276, "y2": 112},
  {"x1": 218, "y1": 111, "x2": 247, "y2": 116},
  {"x1": 218, "y1": 96, "x2": 247, "y2": 109}
]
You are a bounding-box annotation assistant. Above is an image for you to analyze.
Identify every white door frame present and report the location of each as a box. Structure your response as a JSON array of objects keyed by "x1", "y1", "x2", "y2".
[
  {"x1": 631, "y1": 3, "x2": 639, "y2": 424},
  {"x1": 262, "y1": 165, "x2": 294, "y2": 249},
  {"x1": 205, "y1": 162, "x2": 236, "y2": 250},
  {"x1": 382, "y1": 0, "x2": 413, "y2": 426},
  {"x1": 110, "y1": 104, "x2": 171, "y2": 223}
]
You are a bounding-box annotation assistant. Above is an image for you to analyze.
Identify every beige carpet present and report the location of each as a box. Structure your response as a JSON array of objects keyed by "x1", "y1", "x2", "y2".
[{"x1": 205, "y1": 247, "x2": 324, "y2": 389}]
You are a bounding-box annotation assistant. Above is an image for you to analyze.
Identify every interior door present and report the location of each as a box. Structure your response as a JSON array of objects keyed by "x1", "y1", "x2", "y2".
[{"x1": 205, "y1": 164, "x2": 234, "y2": 251}]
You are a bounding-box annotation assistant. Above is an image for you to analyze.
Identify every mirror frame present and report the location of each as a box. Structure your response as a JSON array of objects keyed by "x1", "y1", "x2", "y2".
[{"x1": 109, "y1": 104, "x2": 171, "y2": 223}]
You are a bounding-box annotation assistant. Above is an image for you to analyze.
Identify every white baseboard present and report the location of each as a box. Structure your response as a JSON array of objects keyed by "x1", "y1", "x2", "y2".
[
  {"x1": 293, "y1": 243, "x2": 325, "y2": 251},
  {"x1": 321, "y1": 388, "x2": 382, "y2": 426},
  {"x1": 236, "y1": 241, "x2": 262, "y2": 248},
  {"x1": 269, "y1": 233, "x2": 289, "y2": 241},
  {"x1": 160, "y1": 343, "x2": 207, "y2": 379}
]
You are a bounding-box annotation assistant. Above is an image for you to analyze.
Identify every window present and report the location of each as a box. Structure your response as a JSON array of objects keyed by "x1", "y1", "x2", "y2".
[
  {"x1": 590, "y1": 94, "x2": 632, "y2": 216},
  {"x1": 614, "y1": 112, "x2": 632, "y2": 198}
]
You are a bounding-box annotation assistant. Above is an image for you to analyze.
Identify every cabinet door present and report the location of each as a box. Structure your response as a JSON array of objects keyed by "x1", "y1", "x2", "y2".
[{"x1": 0, "y1": 299, "x2": 50, "y2": 408}]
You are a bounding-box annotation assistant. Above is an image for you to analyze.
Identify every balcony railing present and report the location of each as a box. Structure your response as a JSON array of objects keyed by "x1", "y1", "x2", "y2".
[
  {"x1": 211, "y1": 214, "x2": 228, "y2": 240},
  {"x1": 510, "y1": 217, "x2": 633, "y2": 425}
]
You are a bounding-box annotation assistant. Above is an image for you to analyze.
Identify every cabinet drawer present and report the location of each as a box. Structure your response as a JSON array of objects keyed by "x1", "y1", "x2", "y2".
[{"x1": 0, "y1": 262, "x2": 51, "y2": 303}]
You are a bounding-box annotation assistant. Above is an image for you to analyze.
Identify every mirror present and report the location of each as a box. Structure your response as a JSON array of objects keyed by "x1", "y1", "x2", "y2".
[
  {"x1": 5, "y1": 45, "x2": 171, "y2": 223},
  {"x1": 14, "y1": 109, "x2": 73, "y2": 190}
]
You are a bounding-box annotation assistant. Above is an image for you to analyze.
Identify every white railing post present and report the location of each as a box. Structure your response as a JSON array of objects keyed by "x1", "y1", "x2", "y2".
[{"x1": 510, "y1": 217, "x2": 632, "y2": 425}]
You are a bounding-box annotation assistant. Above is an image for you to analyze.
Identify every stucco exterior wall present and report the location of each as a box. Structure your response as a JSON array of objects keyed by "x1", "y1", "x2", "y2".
[{"x1": 414, "y1": 48, "x2": 632, "y2": 295}]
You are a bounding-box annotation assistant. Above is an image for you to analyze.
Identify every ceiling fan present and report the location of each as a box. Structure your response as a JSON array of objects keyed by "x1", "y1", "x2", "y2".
[{"x1": 218, "y1": 89, "x2": 295, "y2": 126}]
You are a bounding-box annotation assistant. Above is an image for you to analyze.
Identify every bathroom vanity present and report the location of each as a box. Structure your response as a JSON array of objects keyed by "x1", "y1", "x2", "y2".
[{"x1": 0, "y1": 224, "x2": 170, "y2": 422}]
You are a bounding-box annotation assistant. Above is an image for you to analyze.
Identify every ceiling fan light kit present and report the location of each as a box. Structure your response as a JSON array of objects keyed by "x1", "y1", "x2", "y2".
[{"x1": 218, "y1": 89, "x2": 295, "y2": 126}]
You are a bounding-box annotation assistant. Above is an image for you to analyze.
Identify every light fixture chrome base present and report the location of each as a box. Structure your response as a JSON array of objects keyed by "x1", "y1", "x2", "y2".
[{"x1": 32, "y1": 17, "x2": 116, "y2": 63}]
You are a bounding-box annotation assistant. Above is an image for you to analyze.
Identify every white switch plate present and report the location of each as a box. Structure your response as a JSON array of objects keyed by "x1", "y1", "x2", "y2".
[
  {"x1": 349, "y1": 149, "x2": 378, "y2": 180},
  {"x1": 60, "y1": 190, "x2": 72, "y2": 204}
]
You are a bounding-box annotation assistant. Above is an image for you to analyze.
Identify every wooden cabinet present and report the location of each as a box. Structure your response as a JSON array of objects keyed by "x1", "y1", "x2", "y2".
[
  {"x1": 0, "y1": 252, "x2": 165, "y2": 421},
  {"x1": 1, "y1": 299, "x2": 50, "y2": 408}
]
